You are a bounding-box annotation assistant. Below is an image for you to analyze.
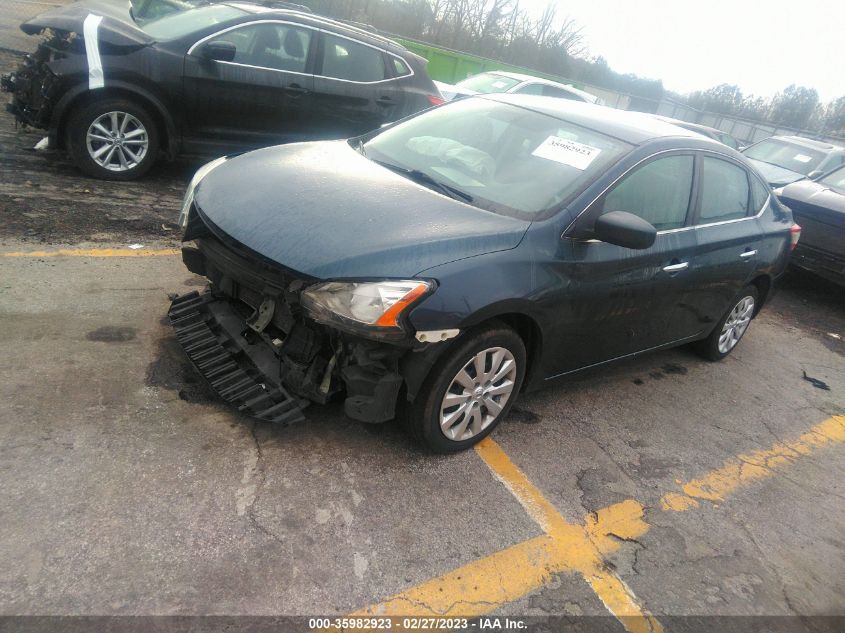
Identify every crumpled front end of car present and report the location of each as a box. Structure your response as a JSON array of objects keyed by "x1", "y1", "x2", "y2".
[
  {"x1": 171, "y1": 203, "x2": 423, "y2": 426},
  {"x1": 1, "y1": 29, "x2": 78, "y2": 129}
]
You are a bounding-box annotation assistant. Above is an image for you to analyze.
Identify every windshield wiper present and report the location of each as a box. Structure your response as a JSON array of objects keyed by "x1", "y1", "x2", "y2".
[{"x1": 372, "y1": 160, "x2": 473, "y2": 203}]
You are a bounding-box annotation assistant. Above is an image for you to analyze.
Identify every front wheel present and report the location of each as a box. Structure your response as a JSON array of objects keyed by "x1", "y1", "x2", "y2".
[
  {"x1": 695, "y1": 285, "x2": 759, "y2": 361},
  {"x1": 66, "y1": 97, "x2": 159, "y2": 180},
  {"x1": 406, "y1": 323, "x2": 526, "y2": 453}
]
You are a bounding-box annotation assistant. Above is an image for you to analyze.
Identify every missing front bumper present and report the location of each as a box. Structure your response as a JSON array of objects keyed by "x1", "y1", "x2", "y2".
[{"x1": 168, "y1": 291, "x2": 305, "y2": 426}]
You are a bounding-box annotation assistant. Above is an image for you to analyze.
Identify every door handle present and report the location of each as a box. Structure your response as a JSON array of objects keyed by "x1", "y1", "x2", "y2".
[
  {"x1": 284, "y1": 84, "x2": 309, "y2": 97},
  {"x1": 375, "y1": 96, "x2": 395, "y2": 106},
  {"x1": 662, "y1": 262, "x2": 689, "y2": 272},
  {"x1": 740, "y1": 249, "x2": 758, "y2": 259}
]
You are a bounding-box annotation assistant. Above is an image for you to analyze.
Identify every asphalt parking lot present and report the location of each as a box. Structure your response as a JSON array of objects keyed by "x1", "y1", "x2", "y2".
[{"x1": 1, "y1": 49, "x2": 844, "y2": 631}]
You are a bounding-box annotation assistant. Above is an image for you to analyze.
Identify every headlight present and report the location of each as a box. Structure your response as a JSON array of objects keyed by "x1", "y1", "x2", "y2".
[
  {"x1": 301, "y1": 280, "x2": 433, "y2": 331},
  {"x1": 177, "y1": 156, "x2": 228, "y2": 229}
]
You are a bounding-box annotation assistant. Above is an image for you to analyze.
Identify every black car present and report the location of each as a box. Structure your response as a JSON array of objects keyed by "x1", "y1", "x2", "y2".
[
  {"x1": 742, "y1": 135, "x2": 845, "y2": 188},
  {"x1": 1, "y1": 0, "x2": 442, "y2": 180},
  {"x1": 169, "y1": 95, "x2": 796, "y2": 452},
  {"x1": 775, "y1": 165, "x2": 845, "y2": 286}
]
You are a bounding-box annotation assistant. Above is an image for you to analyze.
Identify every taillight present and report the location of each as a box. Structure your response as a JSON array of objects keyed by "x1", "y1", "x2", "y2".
[
  {"x1": 790, "y1": 224, "x2": 801, "y2": 251},
  {"x1": 427, "y1": 94, "x2": 445, "y2": 106}
]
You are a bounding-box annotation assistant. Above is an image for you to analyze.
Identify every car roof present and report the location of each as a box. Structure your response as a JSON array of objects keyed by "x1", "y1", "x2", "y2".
[
  {"x1": 223, "y1": 2, "x2": 406, "y2": 52},
  {"x1": 771, "y1": 135, "x2": 844, "y2": 152},
  {"x1": 652, "y1": 115, "x2": 725, "y2": 137},
  {"x1": 486, "y1": 94, "x2": 710, "y2": 145},
  {"x1": 486, "y1": 70, "x2": 597, "y2": 100}
]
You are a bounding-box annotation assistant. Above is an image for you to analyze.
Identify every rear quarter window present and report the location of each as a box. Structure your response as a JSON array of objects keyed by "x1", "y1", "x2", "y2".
[{"x1": 391, "y1": 57, "x2": 411, "y2": 78}]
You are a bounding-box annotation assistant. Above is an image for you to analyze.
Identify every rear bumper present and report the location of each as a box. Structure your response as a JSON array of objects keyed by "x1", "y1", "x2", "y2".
[{"x1": 791, "y1": 244, "x2": 845, "y2": 287}]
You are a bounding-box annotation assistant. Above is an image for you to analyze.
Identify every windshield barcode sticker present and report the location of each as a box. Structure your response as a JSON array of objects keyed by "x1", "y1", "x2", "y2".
[
  {"x1": 532, "y1": 136, "x2": 601, "y2": 170},
  {"x1": 793, "y1": 154, "x2": 813, "y2": 163}
]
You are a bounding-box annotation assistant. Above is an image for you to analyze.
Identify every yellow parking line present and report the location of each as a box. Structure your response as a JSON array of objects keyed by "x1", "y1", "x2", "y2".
[
  {"x1": 354, "y1": 534, "x2": 564, "y2": 617},
  {"x1": 357, "y1": 415, "x2": 845, "y2": 627},
  {"x1": 475, "y1": 438, "x2": 663, "y2": 632},
  {"x1": 660, "y1": 415, "x2": 845, "y2": 511},
  {"x1": 1, "y1": 248, "x2": 180, "y2": 258}
]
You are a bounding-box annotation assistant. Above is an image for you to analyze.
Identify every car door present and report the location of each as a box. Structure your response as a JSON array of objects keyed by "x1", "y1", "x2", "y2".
[
  {"x1": 685, "y1": 154, "x2": 765, "y2": 327},
  {"x1": 308, "y1": 31, "x2": 407, "y2": 139},
  {"x1": 547, "y1": 152, "x2": 700, "y2": 376},
  {"x1": 182, "y1": 21, "x2": 316, "y2": 151}
]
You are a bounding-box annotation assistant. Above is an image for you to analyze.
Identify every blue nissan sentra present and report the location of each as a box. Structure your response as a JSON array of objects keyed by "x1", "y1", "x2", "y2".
[{"x1": 170, "y1": 95, "x2": 797, "y2": 452}]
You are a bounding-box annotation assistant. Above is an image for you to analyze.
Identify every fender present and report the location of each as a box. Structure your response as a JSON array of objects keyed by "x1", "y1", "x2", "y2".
[
  {"x1": 402, "y1": 300, "x2": 546, "y2": 402},
  {"x1": 49, "y1": 80, "x2": 179, "y2": 157}
]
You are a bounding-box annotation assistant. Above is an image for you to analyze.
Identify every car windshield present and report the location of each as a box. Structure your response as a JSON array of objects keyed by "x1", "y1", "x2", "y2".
[
  {"x1": 138, "y1": 5, "x2": 247, "y2": 40},
  {"x1": 743, "y1": 139, "x2": 826, "y2": 176},
  {"x1": 819, "y1": 165, "x2": 845, "y2": 193},
  {"x1": 362, "y1": 97, "x2": 631, "y2": 220},
  {"x1": 456, "y1": 73, "x2": 521, "y2": 94}
]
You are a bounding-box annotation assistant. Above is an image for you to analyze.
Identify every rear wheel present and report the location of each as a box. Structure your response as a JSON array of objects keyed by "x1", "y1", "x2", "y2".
[
  {"x1": 406, "y1": 323, "x2": 526, "y2": 453},
  {"x1": 66, "y1": 97, "x2": 159, "y2": 180},
  {"x1": 695, "y1": 285, "x2": 758, "y2": 361}
]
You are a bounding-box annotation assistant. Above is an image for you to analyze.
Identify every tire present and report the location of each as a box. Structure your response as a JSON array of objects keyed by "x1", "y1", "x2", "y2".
[
  {"x1": 66, "y1": 97, "x2": 159, "y2": 181},
  {"x1": 695, "y1": 285, "x2": 759, "y2": 361},
  {"x1": 406, "y1": 322, "x2": 527, "y2": 453}
]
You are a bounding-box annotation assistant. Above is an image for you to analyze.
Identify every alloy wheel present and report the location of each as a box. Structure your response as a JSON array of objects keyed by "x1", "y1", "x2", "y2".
[
  {"x1": 439, "y1": 346, "x2": 517, "y2": 442},
  {"x1": 718, "y1": 295, "x2": 755, "y2": 354},
  {"x1": 85, "y1": 111, "x2": 149, "y2": 172}
]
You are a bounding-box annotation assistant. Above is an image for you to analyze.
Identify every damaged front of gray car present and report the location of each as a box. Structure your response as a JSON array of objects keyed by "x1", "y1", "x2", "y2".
[{"x1": 169, "y1": 137, "x2": 531, "y2": 436}]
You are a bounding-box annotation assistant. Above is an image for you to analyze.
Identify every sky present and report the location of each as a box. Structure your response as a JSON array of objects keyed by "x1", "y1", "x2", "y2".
[{"x1": 521, "y1": 0, "x2": 845, "y2": 102}]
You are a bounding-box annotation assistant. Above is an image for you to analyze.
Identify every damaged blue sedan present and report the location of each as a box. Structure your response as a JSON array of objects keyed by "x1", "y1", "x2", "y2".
[{"x1": 171, "y1": 95, "x2": 797, "y2": 452}]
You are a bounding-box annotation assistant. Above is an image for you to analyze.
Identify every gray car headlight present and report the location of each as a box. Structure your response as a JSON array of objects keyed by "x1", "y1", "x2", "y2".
[
  {"x1": 177, "y1": 156, "x2": 228, "y2": 229},
  {"x1": 301, "y1": 280, "x2": 433, "y2": 331}
]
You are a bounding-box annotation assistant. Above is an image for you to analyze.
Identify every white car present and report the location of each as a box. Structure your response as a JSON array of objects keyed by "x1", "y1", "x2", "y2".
[{"x1": 434, "y1": 70, "x2": 604, "y2": 105}]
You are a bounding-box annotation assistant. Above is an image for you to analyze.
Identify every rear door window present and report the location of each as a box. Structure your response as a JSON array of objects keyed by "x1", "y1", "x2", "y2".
[
  {"x1": 600, "y1": 155, "x2": 694, "y2": 231},
  {"x1": 320, "y1": 34, "x2": 386, "y2": 82},
  {"x1": 749, "y1": 176, "x2": 770, "y2": 214},
  {"x1": 699, "y1": 157, "x2": 750, "y2": 223}
]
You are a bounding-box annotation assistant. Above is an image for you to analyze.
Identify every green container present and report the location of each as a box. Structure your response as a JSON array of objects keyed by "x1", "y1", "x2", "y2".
[{"x1": 394, "y1": 37, "x2": 582, "y2": 88}]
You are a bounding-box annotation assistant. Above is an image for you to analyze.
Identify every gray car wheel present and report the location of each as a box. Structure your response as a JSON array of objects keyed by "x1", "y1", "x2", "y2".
[
  {"x1": 406, "y1": 322, "x2": 526, "y2": 453},
  {"x1": 67, "y1": 97, "x2": 159, "y2": 181}
]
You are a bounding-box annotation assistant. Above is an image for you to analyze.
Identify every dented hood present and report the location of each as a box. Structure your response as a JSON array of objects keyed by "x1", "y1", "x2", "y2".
[
  {"x1": 193, "y1": 141, "x2": 530, "y2": 279},
  {"x1": 21, "y1": 0, "x2": 152, "y2": 47}
]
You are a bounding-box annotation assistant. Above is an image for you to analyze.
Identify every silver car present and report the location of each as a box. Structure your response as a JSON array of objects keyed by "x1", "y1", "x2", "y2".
[{"x1": 434, "y1": 70, "x2": 603, "y2": 105}]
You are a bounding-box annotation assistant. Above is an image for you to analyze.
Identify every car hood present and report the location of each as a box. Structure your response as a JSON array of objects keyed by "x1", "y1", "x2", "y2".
[
  {"x1": 747, "y1": 158, "x2": 806, "y2": 187},
  {"x1": 193, "y1": 141, "x2": 530, "y2": 279},
  {"x1": 21, "y1": 0, "x2": 152, "y2": 47},
  {"x1": 777, "y1": 179, "x2": 845, "y2": 214}
]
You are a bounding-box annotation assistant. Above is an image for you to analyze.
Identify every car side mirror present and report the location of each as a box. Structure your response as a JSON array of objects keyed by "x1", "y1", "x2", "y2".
[
  {"x1": 593, "y1": 211, "x2": 657, "y2": 249},
  {"x1": 202, "y1": 41, "x2": 237, "y2": 63}
]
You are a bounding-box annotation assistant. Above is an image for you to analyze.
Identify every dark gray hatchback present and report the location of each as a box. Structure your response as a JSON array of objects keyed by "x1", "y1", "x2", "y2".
[{"x1": 170, "y1": 95, "x2": 797, "y2": 452}]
